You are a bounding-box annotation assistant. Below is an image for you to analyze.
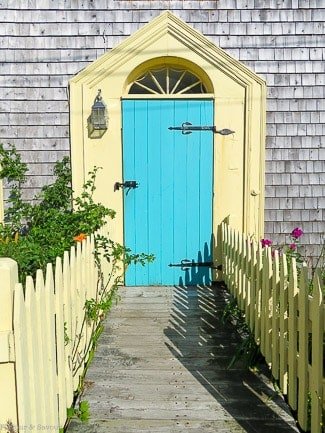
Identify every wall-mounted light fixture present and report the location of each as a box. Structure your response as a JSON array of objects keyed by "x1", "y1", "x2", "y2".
[{"x1": 88, "y1": 89, "x2": 108, "y2": 139}]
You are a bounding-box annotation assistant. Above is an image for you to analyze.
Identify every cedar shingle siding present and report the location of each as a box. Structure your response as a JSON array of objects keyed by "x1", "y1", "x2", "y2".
[{"x1": 0, "y1": 0, "x2": 324, "y2": 260}]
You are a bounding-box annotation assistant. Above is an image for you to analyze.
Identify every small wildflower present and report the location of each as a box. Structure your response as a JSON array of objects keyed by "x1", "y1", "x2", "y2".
[
  {"x1": 73, "y1": 233, "x2": 87, "y2": 242},
  {"x1": 289, "y1": 243, "x2": 297, "y2": 250},
  {"x1": 291, "y1": 227, "x2": 303, "y2": 239},
  {"x1": 261, "y1": 238, "x2": 272, "y2": 248}
]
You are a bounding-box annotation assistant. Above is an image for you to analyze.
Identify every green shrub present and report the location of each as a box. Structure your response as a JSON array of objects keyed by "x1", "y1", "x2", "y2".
[{"x1": 0, "y1": 144, "x2": 152, "y2": 282}]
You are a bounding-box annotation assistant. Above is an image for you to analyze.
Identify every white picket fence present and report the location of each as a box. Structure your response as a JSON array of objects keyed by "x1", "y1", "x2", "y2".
[
  {"x1": 0, "y1": 234, "x2": 107, "y2": 433},
  {"x1": 221, "y1": 222, "x2": 325, "y2": 433}
]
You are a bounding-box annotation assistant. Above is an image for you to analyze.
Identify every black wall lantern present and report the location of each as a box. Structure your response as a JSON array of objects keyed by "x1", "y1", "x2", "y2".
[{"x1": 88, "y1": 89, "x2": 108, "y2": 138}]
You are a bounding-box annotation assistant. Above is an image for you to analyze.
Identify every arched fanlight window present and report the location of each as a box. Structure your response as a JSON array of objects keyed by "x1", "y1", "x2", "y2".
[{"x1": 129, "y1": 67, "x2": 207, "y2": 94}]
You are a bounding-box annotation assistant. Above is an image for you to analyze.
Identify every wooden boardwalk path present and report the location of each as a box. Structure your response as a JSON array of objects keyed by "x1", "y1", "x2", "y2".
[{"x1": 67, "y1": 285, "x2": 299, "y2": 433}]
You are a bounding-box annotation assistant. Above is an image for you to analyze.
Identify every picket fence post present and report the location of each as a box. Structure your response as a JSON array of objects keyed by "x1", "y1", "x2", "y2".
[
  {"x1": 271, "y1": 249, "x2": 280, "y2": 380},
  {"x1": 279, "y1": 253, "x2": 288, "y2": 395},
  {"x1": 297, "y1": 264, "x2": 309, "y2": 430},
  {"x1": 288, "y1": 258, "x2": 298, "y2": 410},
  {"x1": 0, "y1": 258, "x2": 19, "y2": 432}
]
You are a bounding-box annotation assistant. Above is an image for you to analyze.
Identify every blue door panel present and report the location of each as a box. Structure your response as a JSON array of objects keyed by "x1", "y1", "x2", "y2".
[{"x1": 122, "y1": 99, "x2": 213, "y2": 286}]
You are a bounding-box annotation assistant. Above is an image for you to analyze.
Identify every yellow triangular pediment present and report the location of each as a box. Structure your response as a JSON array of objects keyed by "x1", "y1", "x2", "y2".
[{"x1": 70, "y1": 10, "x2": 264, "y2": 89}]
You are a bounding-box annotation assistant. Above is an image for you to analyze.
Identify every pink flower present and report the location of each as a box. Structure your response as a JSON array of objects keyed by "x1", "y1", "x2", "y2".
[
  {"x1": 261, "y1": 238, "x2": 272, "y2": 248},
  {"x1": 291, "y1": 227, "x2": 303, "y2": 239},
  {"x1": 289, "y1": 243, "x2": 297, "y2": 250}
]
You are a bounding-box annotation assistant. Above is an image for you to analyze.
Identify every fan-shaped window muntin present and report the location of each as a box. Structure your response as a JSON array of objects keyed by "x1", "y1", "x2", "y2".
[{"x1": 129, "y1": 67, "x2": 207, "y2": 95}]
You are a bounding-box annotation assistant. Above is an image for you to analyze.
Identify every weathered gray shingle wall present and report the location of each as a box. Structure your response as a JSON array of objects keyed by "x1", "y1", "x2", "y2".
[{"x1": 0, "y1": 0, "x2": 324, "y2": 259}]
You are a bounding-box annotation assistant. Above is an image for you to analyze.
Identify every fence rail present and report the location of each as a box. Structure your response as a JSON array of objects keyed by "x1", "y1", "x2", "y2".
[
  {"x1": 221, "y1": 222, "x2": 325, "y2": 433},
  {"x1": 0, "y1": 234, "x2": 106, "y2": 433}
]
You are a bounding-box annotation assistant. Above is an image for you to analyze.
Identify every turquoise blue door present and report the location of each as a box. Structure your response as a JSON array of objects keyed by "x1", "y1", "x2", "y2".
[{"x1": 122, "y1": 99, "x2": 213, "y2": 286}]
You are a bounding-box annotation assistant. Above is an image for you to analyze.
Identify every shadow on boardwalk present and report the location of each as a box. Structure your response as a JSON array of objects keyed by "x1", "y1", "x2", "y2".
[
  {"x1": 164, "y1": 284, "x2": 299, "y2": 433},
  {"x1": 67, "y1": 284, "x2": 299, "y2": 433}
]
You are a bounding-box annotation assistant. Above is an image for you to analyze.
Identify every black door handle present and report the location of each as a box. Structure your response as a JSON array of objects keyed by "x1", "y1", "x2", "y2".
[{"x1": 114, "y1": 180, "x2": 139, "y2": 192}]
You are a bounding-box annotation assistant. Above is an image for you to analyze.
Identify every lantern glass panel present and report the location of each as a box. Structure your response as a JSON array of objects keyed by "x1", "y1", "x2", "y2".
[{"x1": 91, "y1": 103, "x2": 107, "y2": 130}]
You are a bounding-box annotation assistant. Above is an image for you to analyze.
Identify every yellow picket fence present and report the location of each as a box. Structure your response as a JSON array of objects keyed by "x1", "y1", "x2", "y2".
[
  {"x1": 221, "y1": 222, "x2": 325, "y2": 433},
  {"x1": 0, "y1": 234, "x2": 105, "y2": 433}
]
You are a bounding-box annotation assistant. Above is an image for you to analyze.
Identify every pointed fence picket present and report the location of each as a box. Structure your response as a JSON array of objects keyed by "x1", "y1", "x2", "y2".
[
  {"x1": 0, "y1": 233, "x2": 112, "y2": 433},
  {"x1": 221, "y1": 222, "x2": 325, "y2": 433}
]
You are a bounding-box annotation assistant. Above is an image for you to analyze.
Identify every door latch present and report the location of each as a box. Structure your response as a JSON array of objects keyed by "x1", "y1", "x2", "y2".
[
  {"x1": 114, "y1": 180, "x2": 139, "y2": 194},
  {"x1": 168, "y1": 122, "x2": 234, "y2": 135},
  {"x1": 168, "y1": 259, "x2": 221, "y2": 271}
]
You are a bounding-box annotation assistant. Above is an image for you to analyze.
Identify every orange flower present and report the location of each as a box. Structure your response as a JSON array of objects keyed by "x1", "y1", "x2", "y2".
[{"x1": 73, "y1": 233, "x2": 87, "y2": 242}]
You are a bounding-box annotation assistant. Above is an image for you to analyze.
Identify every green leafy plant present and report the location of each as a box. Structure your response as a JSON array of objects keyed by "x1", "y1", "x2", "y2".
[
  {"x1": 0, "y1": 144, "x2": 29, "y2": 233},
  {"x1": 67, "y1": 400, "x2": 90, "y2": 423},
  {"x1": 0, "y1": 145, "x2": 115, "y2": 281}
]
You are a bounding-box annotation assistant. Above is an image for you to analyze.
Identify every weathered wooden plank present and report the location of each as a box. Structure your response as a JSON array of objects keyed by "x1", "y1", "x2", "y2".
[
  {"x1": 0, "y1": 125, "x2": 69, "y2": 139},
  {"x1": 2, "y1": 138, "x2": 69, "y2": 153},
  {"x1": 0, "y1": 74, "x2": 74, "y2": 87},
  {"x1": 74, "y1": 400, "x2": 291, "y2": 422},
  {"x1": 68, "y1": 418, "x2": 248, "y2": 433},
  {"x1": 0, "y1": 112, "x2": 68, "y2": 126},
  {"x1": 90, "y1": 353, "x2": 247, "y2": 371},
  {"x1": 99, "y1": 331, "x2": 240, "y2": 345},
  {"x1": 107, "y1": 310, "x2": 221, "y2": 320},
  {"x1": 107, "y1": 314, "x2": 225, "y2": 326},
  {"x1": 0, "y1": 87, "x2": 67, "y2": 100},
  {"x1": 68, "y1": 417, "x2": 301, "y2": 433},
  {"x1": 84, "y1": 367, "x2": 276, "y2": 385}
]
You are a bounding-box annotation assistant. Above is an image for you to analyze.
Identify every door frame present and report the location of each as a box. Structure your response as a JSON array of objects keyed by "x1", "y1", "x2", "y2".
[{"x1": 69, "y1": 12, "x2": 266, "y2": 281}]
